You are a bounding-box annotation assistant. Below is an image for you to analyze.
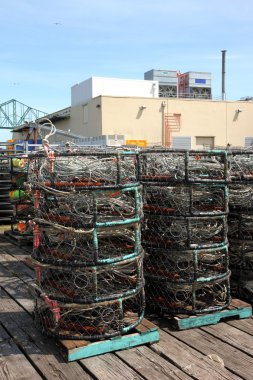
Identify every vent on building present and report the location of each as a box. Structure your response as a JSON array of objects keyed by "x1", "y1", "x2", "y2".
[
  {"x1": 172, "y1": 136, "x2": 191, "y2": 149},
  {"x1": 159, "y1": 85, "x2": 177, "y2": 97},
  {"x1": 245, "y1": 137, "x2": 253, "y2": 148}
]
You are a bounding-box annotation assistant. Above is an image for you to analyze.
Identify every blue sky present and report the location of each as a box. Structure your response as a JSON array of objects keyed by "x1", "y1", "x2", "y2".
[{"x1": 1, "y1": 0, "x2": 253, "y2": 140}]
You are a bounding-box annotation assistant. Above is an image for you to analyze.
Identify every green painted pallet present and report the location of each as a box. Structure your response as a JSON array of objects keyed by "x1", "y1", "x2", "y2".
[
  {"x1": 58, "y1": 319, "x2": 159, "y2": 362},
  {"x1": 171, "y1": 298, "x2": 252, "y2": 330}
]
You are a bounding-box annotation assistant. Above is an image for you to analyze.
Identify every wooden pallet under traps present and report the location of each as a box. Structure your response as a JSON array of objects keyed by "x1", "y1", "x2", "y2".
[
  {"x1": 1, "y1": 232, "x2": 252, "y2": 361},
  {"x1": 58, "y1": 318, "x2": 159, "y2": 362},
  {"x1": 167, "y1": 298, "x2": 252, "y2": 330},
  {"x1": 55, "y1": 298, "x2": 252, "y2": 362}
]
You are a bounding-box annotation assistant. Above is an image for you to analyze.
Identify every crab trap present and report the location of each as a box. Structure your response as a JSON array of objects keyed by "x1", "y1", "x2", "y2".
[
  {"x1": 139, "y1": 149, "x2": 229, "y2": 184},
  {"x1": 0, "y1": 156, "x2": 13, "y2": 222},
  {"x1": 4, "y1": 156, "x2": 34, "y2": 245},
  {"x1": 228, "y1": 150, "x2": 253, "y2": 303},
  {"x1": 26, "y1": 146, "x2": 159, "y2": 354},
  {"x1": 140, "y1": 149, "x2": 232, "y2": 316}
]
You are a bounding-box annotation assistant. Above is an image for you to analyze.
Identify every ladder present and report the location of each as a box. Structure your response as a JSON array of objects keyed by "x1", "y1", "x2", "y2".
[{"x1": 164, "y1": 113, "x2": 181, "y2": 147}]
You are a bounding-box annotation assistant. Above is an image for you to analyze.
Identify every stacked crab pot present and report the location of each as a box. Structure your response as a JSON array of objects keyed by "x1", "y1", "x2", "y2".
[
  {"x1": 0, "y1": 156, "x2": 13, "y2": 222},
  {"x1": 228, "y1": 150, "x2": 253, "y2": 302},
  {"x1": 140, "y1": 149, "x2": 231, "y2": 315},
  {"x1": 9, "y1": 157, "x2": 34, "y2": 237},
  {"x1": 28, "y1": 148, "x2": 145, "y2": 340}
]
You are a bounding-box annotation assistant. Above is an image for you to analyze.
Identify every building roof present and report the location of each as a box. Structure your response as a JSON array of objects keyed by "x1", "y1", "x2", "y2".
[{"x1": 12, "y1": 107, "x2": 71, "y2": 132}]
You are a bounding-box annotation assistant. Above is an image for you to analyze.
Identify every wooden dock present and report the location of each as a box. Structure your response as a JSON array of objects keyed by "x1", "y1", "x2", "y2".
[{"x1": 1, "y1": 233, "x2": 253, "y2": 380}]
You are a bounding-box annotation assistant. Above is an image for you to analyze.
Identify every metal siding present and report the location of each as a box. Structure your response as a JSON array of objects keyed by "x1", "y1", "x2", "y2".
[
  {"x1": 172, "y1": 136, "x2": 191, "y2": 149},
  {"x1": 144, "y1": 69, "x2": 178, "y2": 85},
  {"x1": 183, "y1": 72, "x2": 211, "y2": 88}
]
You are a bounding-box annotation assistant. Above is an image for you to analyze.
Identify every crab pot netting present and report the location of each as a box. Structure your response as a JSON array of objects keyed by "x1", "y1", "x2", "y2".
[
  {"x1": 32, "y1": 222, "x2": 142, "y2": 266},
  {"x1": 32, "y1": 185, "x2": 142, "y2": 229},
  {"x1": 144, "y1": 245, "x2": 229, "y2": 283},
  {"x1": 230, "y1": 268, "x2": 253, "y2": 302},
  {"x1": 228, "y1": 212, "x2": 253, "y2": 240},
  {"x1": 28, "y1": 150, "x2": 139, "y2": 187},
  {"x1": 13, "y1": 202, "x2": 34, "y2": 218},
  {"x1": 143, "y1": 184, "x2": 228, "y2": 216},
  {"x1": 142, "y1": 214, "x2": 227, "y2": 250},
  {"x1": 145, "y1": 273, "x2": 231, "y2": 315},
  {"x1": 33, "y1": 287, "x2": 145, "y2": 340},
  {"x1": 27, "y1": 150, "x2": 145, "y2": 339},
  {"x1": 229, "y1": 152, "x2": 253, "y2": 181},
  {"x1": 228, "y1": 184, "x2": 253, "y2": 301},
  {"x1": 229, "y1": 240, "x2": 253, "y2": 269},
  {"x1": 227, "y1": 151, "x2": 253, "y2": 302},
  {"x1": 32, "y1": 254, "x2": 144, "y2": 303},
  {"x1": 229, "y1": 184, "x2": 253, "y2": 211},
  {"x1": 139, "y1": 149, "x2": 230, "y2": 314},
  {"x1": 139, "y1": 150, "x2": 229, "y2": 183},
  {"x1": 229, "y1": 240, "x2": 253, "y2": 300}
]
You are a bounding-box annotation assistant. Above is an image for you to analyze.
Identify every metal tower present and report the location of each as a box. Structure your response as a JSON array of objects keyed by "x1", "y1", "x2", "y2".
[{"x1": 0, "y1": 99, "x2": 47, "y2": 129}]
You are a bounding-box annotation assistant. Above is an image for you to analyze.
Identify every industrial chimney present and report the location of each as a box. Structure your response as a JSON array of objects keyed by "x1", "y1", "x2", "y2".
[{"x1": 221, "y1": 50, "x2": 227, "y2": 100}]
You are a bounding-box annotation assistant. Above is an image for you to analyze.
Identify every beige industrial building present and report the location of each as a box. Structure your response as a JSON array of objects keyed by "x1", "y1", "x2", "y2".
[
  {"x1": 67, "y1": 95, "x2": 253, "y2": 148},
  {"x1": 15, "y1": 75, "x2": 253, "y2": 149}
]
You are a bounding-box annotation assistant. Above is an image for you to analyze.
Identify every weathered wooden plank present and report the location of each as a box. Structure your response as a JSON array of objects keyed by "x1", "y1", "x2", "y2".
[
  {"x1": 0, "y1": 288, "x2": 93, "y2": 380},
  {"x1": 61, "y1": 339, "x2": 89, "y2": 350},
  {"x1": 167, "y1": 326, "x2": 253, "y2": 380},
  {"x1": 201, "y1": 322, "x2": 253, "y2": 357},
  {"x1": 150, "y1": 329, "x2": 241, "y2": 380},
  {"x1": 116, "y1": 345, "x2": 192, "y2": 380},
  {"x1": 0, "y1": 324, "x2": 42, "y2": 380},
  {"x1": 0, "y1": 235, "x2": 31, "y2": 254},
  {"x1": 0, "y1": 240, "x2": 32, "y2": 265},
  {"x1": 230, "y1": 298, "x2": 251, "y2": 308},
  {"x1": 0, "y1": 249, "x2": 34, "y2": 280},
  {"x1": 227, "y1": 317, "x2": 253, "y2": 336},
  {"x1": 0, "y1": 262, "x2": 34, "y2": 313},
  {"x1": 80, "y1": 353, "x2": 145, "y2": 380}
]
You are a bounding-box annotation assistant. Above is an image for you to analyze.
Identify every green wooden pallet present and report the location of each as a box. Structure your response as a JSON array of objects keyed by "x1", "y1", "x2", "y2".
[
  {"x1": 58, "y1": 319, "x2": 159, "y2": 362},
  {"x1": 170, "y1": 299, "x2": 252, "y2": 330}
]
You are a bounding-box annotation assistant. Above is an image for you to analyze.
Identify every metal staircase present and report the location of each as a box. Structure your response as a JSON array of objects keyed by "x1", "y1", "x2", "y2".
[{"x1": 163, "y1": 113, "x2": 181, "y2": 147}]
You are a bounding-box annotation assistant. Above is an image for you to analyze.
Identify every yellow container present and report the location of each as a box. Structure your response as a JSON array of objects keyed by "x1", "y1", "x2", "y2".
[
  {"x1": 126, "y1": 140, "x2": 147, "y2": 147},
  {"x1": 7, "y1": 139, "x2": 15, "y2": 154}
]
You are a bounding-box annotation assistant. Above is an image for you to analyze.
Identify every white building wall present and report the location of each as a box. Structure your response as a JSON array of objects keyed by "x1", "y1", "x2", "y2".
[
  {"x1": 71, "y1": 78, "x2": 93, "y2": 107},
  {"x1": 71, "y1": 76, "x2": 159, "y2": 106}
]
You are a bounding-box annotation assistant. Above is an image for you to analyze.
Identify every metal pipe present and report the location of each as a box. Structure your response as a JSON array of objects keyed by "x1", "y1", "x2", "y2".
[{"x1": 221, "y1": 50, "x2": 227, "y2": 100}]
